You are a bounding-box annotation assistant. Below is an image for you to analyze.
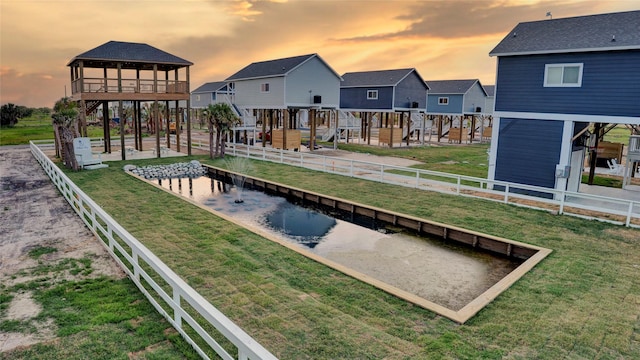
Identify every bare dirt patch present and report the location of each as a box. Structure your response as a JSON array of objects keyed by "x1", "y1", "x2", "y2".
[{"x1": 0, "y1": 146, "x2": 124, "y2": 352}]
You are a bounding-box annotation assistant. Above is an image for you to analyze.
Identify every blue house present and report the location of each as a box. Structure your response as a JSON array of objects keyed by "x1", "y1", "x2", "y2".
[
  {"x1": 340, "y1": 68, "x2": 428, "y2": 111},
  {"x1": 424, "y1": 79, "x2": 490, "y2": 143},
  {"x1": 425, "y1": 79, "x2": 488, "y2": 115},
  {"x1": 488, "y1": 10, "x2": 640, "y2": 196},
  {"x1": 190, "y1": 81, "x2": 232, "y2": 109},
  {"x1": 340, "y1": 68, "x2": 429, "y2": 146}
]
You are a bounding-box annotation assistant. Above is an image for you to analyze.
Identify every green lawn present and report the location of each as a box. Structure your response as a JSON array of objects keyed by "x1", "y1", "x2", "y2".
[
  {"x1": 59, "y1": 154, "x2": 640, "y2": 359},
  {"x1": 0, "y1": 113, "x2": 119, "y2": 146}
]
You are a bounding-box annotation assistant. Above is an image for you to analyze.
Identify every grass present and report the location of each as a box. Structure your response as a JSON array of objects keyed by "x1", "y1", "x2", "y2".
[
  {"x1": 0, "y1": 240, "x2": 199, "y2": 359},
  {"x1": 2, "y1": 277, "x2": 197, "y2": 360},
  {"x1": 330, "y1": 142, "x2": 491, "y2": 178},
  {"x1": 60, "y1": 154, "x2": 640, "y2": 359},
  {"x1": 0, "y1": 113, "x2": 119, "y2": 146}
]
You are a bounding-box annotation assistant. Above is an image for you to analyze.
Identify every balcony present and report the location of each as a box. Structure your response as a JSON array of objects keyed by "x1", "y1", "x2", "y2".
[{"x1": 71, "y1": 78, "x2": 188, "y2": 95}]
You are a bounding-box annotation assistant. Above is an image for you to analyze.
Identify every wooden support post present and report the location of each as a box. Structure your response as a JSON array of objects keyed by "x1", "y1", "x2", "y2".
[
  {"x1": 367, "y1": 113, "x2": 373, "y2": 145},
  {"x1": 310, "y1": 108, "x2": 316, "y2": 151},
  {"x1": 406, "y1": 112, "x2": 410, "y2": 146},
  {"x1": 155, "y1": 100, "x2": 161, "y2": 158},
  {"x1": 588, "y1": 123, "x2": 602, "y2": 185},
  {"x1": 437, "y1": 115, "x2": 442, "y2": 142},
  {"x1": 389, "y1": 114, "x2": 394, "y2": 148},
  {"x1": 119, "y1": 99, "x2": 125, "y2": 160}
]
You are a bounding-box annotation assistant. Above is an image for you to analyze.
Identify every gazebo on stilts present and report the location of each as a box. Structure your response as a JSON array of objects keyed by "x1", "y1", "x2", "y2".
[{"x1": 67, "y1": 40, "x2": 194, "y2": 159}]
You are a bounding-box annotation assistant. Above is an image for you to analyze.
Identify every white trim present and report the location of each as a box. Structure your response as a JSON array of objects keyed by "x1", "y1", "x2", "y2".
[
  {"x1": 554, "y1": 120, "x2": 575, "y2": 196},
  {"x1": 544, "y1": 63, "x2": 583, "y2": 87},
  {"x1": 367, "y1": 89, "x2": 378, "y2": 100},
  {"x1": 487, "y1": 117, "x2": 500, "y2": 182},
  {"x1": 494, "y1": 111, "x2": 640, "y2": 125},
  {"x1": 489, "y1": 45, "x2": 640, "y2": 57}
]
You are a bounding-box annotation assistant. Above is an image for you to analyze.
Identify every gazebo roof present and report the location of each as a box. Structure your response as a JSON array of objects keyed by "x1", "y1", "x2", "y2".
[{"x1": 67, "y1": 40, "x2": 193, "y2": 71}]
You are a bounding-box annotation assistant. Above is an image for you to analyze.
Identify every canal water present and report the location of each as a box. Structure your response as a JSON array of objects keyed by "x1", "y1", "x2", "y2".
[{"x1": 154, "y1": 175, "x2": 521, "y2": 311}]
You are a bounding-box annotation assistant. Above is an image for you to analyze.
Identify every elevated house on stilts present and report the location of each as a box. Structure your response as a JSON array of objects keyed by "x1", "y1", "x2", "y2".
[
  {"x1": 489, "y1": 10, "x2": 640, "y2": 197},
  {"x1": 67, "y1": 40, "x2": 193, "y2": 159},
  {"x1": 424, "y1": 79, "x2": 491, "y2": 144},
  {"x1": 339, "y1": 68, "x2": 429, "y2": 147},
  {"x1": 223, "y1": 54, "x2": 342, "y2": 151}
]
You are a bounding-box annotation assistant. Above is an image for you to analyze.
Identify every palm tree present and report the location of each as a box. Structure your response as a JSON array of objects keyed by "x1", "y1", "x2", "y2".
[
  {"x1": 203, "y1": 103, "x2": 240, "y2": 159},
  {"x1": 52, "y1": 97, "x2": 80, "y2": 170}
]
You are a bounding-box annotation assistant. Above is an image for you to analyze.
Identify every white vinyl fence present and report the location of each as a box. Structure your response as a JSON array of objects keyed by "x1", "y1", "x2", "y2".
[
  {"x1": 30, "y1": 141, "x2": 277, "y2": 360},
  {"x1": 182, "y1": 138, "x2": 640, "y2": 228}
]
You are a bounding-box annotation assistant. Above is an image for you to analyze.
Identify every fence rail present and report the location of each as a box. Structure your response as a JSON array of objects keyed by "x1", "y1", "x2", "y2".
[
  {"x1": 179, "y1": 137, "x2": 639, "y2": 228},
  {"x1": 30, "y1": 141, "x2": 277, "y2": 360}
]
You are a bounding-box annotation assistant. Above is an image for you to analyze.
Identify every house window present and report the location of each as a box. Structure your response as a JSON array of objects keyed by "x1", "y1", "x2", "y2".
[
  {"x1": 438, "y1": 97, "x2": 449, "y2": 105},
  {"x1": 195, "y1": 95, "x2": 200, "y2": 101},
  {"x1": 367, "y1": 90, "x2": 378, "y2": 100},
  {"x1": 261, "y1": 83, "x2": 270, "y2": 92},
  {"x1": 544, "y1": 63, "x2": 583, "y2": 87}
]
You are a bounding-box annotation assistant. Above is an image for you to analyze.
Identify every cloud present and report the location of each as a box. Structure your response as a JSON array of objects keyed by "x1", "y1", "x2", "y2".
[
  {"x1": 0, "y1": 67, "x2": 67, "y2": 108},
  {"x1": 336, "y1": 0, "x2": 624, "y2": 42},
  {"x1": 2, "y1": 0, "x2": 637, "y2": 107}
]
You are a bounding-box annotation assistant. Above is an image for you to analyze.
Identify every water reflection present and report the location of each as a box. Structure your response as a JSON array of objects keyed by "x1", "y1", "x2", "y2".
[{"x1": 153, "y1": 175, "x2": 521, "y2": 311}]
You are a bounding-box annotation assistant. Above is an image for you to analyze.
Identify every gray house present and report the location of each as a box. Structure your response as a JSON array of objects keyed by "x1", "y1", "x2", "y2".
[
  {"x1": 190, "y1": 81, "x2": 231, "y2": 109},
  {"x1": 226, "y1": 53, "x2": 341, "y2": 110},
  {"x1": 488, "y1": 10, "x2": 640, "y2": 196},
  {"x1": 225, "y1": 53, "x2": 342, "y2": 149}
]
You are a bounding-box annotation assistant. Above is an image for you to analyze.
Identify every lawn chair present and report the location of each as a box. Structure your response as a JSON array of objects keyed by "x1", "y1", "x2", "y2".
[
  {"x1": 73, "y1": 137, "x2": 107, "y2": 169},
  {"x1": 606, "y1": 159, "x2": 623, "y2": 175}
]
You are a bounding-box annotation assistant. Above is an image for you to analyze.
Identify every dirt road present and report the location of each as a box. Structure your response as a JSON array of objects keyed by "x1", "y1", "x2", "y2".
[{"x1": 0, "y1": 146, "x2": 123, "y2": 352}]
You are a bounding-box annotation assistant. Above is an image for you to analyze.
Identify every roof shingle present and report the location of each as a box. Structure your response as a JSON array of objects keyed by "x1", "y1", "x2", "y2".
[
  {"x1": 67, "y1": 40, "x2": 193, "y2": 68},
  {"x1": 490, "y1": 10, "x2": 640, "y2": 56}
]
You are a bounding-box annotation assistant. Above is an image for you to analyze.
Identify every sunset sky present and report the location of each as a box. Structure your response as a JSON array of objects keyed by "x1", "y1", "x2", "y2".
[{"x1": 1, "y1": 0, "x2": 638, "y2": 108}]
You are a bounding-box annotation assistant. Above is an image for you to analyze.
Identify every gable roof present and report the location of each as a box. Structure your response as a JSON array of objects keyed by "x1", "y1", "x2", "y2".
[
  {"x1": 425, "y1": 79, "x2": 486, "y2": 96},
  {"x1": 483, "y1": 85, "x2": 495, "y2": 97},
  {"x1": 341, "y1": 68, "x2": 428, "y2": 89},
  {"x1": 490, "y1": 10, "x2": 640, "y2": 56},
  {"x1": 225, "y1": 53, "x2": 341, "y2": 81},
  {"x1": 192, "y1": 81, "x2": 228, "y2": 93},
  {"x1": 67, "y1": 41, "x2": 193, "y2": 70}
]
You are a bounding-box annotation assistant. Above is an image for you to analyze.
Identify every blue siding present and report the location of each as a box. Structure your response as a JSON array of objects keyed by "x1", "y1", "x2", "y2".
[
  {"x1": 427, "y1": 94, "x2": 464, "y2": 114},
  {"x1": 495, "y1": 50, "x2": 640, "y2": 116},
  {"x1": 495, "y1": 118, "x2": 563, "y2": 194},
  {"x1": 340, "y1": 87, "x2": 393, "y2": 109},
  {"x1": 394, "y1": 72, "x2": 428, "y2": 109}
]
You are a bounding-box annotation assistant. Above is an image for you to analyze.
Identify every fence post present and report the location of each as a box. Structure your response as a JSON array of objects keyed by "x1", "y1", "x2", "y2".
[
  {"x1": 456, "y1": 176, "x2": 461, "y2": 194},
  {"x1": 626, "y1": 202, "x2": 633, "y2": 227},
  {"x1": 504, "y1": 184, "x2": 510, "y2": 204},
  {"x1": 380, "y1": 165, "x2": 384, "y2": 181},
  {"x1": 416, "y1": 171, "x2": 420, "y2": 188},
  {"x1": 173, "y1": 288, "x2": 182, "y2": 328},
  {"x1": 559, "y1": 190, "x2": 566, "y2": 214}
]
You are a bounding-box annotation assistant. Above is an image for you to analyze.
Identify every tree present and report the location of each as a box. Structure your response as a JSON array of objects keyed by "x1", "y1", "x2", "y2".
[
  {"x1": 52, "y1": 97, "x2": 80, "y2": 170},
  {"x1": 203, "y1": 103, "x2": 240, "y2": 159},
  {"x1": 0, "y1": 103, "x2": 30, "y2": 127}
]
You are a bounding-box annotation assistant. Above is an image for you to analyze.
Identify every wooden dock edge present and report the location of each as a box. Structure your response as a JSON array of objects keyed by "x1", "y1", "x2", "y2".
[{"x1": 128, "y1": 166, "x2": 553, "y2": 324}]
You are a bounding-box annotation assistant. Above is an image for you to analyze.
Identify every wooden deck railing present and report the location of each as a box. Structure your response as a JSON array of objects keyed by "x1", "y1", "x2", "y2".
[{"x1": 71, "y1": 78, "x2": 188, "y2": 94}]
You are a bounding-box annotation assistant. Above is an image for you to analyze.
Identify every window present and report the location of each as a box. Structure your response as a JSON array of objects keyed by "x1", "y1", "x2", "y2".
[
  {"x1": 367, "y1": 90, "x2": 378, "y2": 100},
  {"x1": 438, "y1": 97, "x2": 449, "y2": 105},
  {"x1": 261, "y1": 83, "x2": 270, "y2": 92},
  {"x1": 195, "y1": 95, "x2": 200, "y2": 101},
  {"x1": 544, "y1": 63, "x2": 583, "y2": 87}
]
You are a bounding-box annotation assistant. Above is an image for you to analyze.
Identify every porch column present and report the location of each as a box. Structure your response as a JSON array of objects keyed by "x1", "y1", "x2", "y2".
[{"x1": 554, "y1": 120, "x2": 575, "y2": 197}]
